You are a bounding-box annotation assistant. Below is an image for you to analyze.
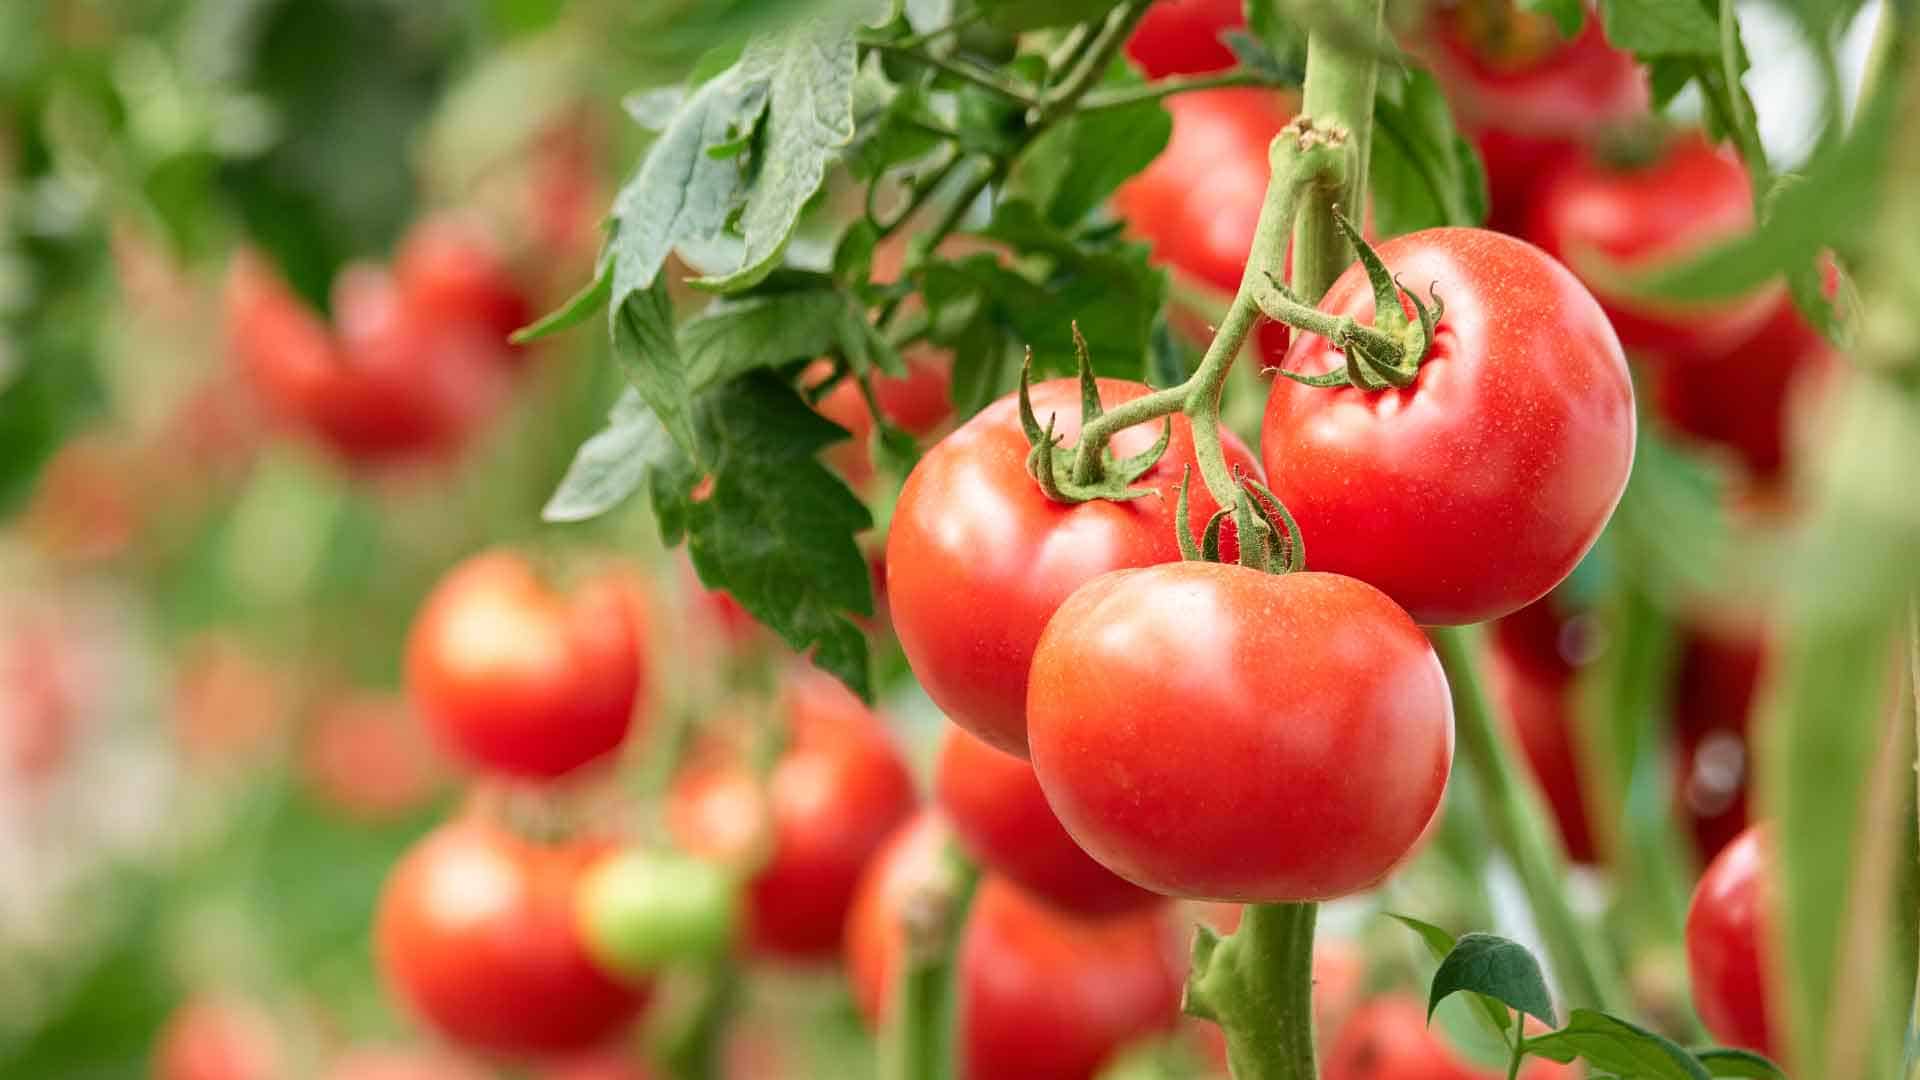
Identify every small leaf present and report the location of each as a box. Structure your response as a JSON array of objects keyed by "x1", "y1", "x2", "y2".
[
  {"x1": 1524, "y1": 1010, "x2": 1711, "y2": 1080},
  {"x1": 1387, "y1": 914, "x2": 1458, "y2": 963},
  {"x1": 1371, "y1": 67, "x2": 1488, "y2": 234},
  {"x1": 680, "y1": 287, "x2": 854, "y2": 388},
  {"x1": 543, "y1": 388, "x2": 677, "y2": 523},
  {"x1": 514, "y1": 266, "x2": 611, "y2": 344},
  {"x1": 1695, "y1": 1048, "x2": 1788, "y2": 1078},
  {"x1": 1009, "y1": 67, "x2": 1172, "y2": 227},
  {"x1": 1597, "y1": 0, "x2": 1719, "y2": 58},
  {"x1": 1222, "y1": 31, "x2": 1304, "y2": 85},
  {"x1": 1429, "y1": 933, "x2": 1556, "y2": 1030},
  {"x1": 612, "y1": 279, "x2": 700, "y2": 461}
]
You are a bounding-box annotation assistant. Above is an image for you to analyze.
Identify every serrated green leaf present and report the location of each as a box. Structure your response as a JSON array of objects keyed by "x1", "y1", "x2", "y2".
[
  {"x1": 681, "y1": 373, "x2": 875, "y2": 698},
  {"x1": 1695, "y1": 1048, "x2": 1788, "y2": 1078},
  {"x1": 1009, "y1": 71, "x2": 1171, "y2": 227},
  {"x1": 514, "y1": 265, "x2": 611, "y2": 344},
  {"x1": 611, "y1": 279, "x2": 700, "y2": 461},
  {"x1": 973, "y1": 201, "x2": 1168, "y2": 366},
  {"x1": 1371, "y1": 67, "x2": 1489, "y2": 234},
  {"x1": 1525, "y1": 1010, "x2": 1711, "y2": 1080},
  {"x1": 1521, "y1": 0, "x2": 1587, "y2": 38},
  {"x1": 680, "y1": 288, "x2": 854, "y2": 387},
  {"x1": 1429, "y1": 933, "x2": 1556, "y2": 1030},
  {"x1": 978, "y1": 0, "x2": 1125, "y2": 31},
  {"x1": 1388, "y1": 916, "x2": 1517, "y2": 1047},
  {"x1": 543, "y1": 388, "x2": 677, "y2": 523},
  {"x1": 1598, "y1": 0, "x2": 1719, "y2": 57},
  {"x1": 691, "y1": 25, "x2": 860, "y2": 292}
]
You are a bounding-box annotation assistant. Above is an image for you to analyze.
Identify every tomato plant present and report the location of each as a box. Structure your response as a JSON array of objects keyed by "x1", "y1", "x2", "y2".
[
  {"x1": 1686, "y1": 825, "x2": 1776, "y2": 1057},
  {"x1": 375, "y1": 819, "x2": 652, "y2": 1059},
  {"x1": 1323, "y1": 996, "x2": 1574, "y2": 1080},
  {"x1": 392, "y1": 216, "x2": 533, "y2": 358},
  {"x1": 887, "y1": 376, "x2": 1259, "y2": 756},
  {"x1": 846, "y1": 813, "x2": 1183, "y2": 1080},
  {"x1": 1027, "y1": 564, "x2": 1452, "y2": 901},
  {"x1": 1262, "y1": 227, "x2": 1635, "y2": 626},
  {"x1": 406, "y1": 551, "x2": 647, "y2": 780}
]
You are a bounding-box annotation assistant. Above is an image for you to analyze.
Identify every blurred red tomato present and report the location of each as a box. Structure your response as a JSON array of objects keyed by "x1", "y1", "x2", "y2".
[
  {"x1": 393, "y1": 215, "x2": 533, "y2": 357},
  {"x1": 1126, "y1": 0, "x2": 1244, "y2": 78},
  {"x1": 23, "y1": 434, "x2": 143, "y2": 563},
  {"x1": 1485, "y1": 598, "x2": 1599, "y2": 863},
  {"x1": 1671, "y1": 629, "x2": 1765, "y2": 862},
  {"x1": 376, "y1": 819, "x2": 652, "y2": 1058},
  {"x1": 847, "y1": 814, "x2": 1184, "y2": 1080},
  {"x1": 406, "y1": 551, "x2": 647, "y2": 780},
  {"x1": 300, "y1": 691, "x2": 446, "y2": 821},
  {"x1": 934, "y1": 725, "x2": 1159, "y2": 917},
  {"x1": 153, "y1": 996, "x2": 281, "y2": 1080},
  {"x1": 1, "y1": 618, "x2": 79, "y2": 782},
  {"x1": 1324, "y1": 996, "x2": 1575, "y2": 1080},
  {"x1": 1685, "y1": 825, "x2": 1775, "y2": 1056},
  {"x1": 172, "y1": 634, "x2": 290, "y2": 767},
  {"x1": 538, "y1": 1051, "x2": 655, "y2": 1080},
  {"x1": 321, "y1": 1047, "x2": 490, "y2": 1080},
  {"x1": 811, "y1": 351, "x2": 955, "y2": 491},
  {"x1": 668, "y1": 668, "x2": 917, "y2": 960}
]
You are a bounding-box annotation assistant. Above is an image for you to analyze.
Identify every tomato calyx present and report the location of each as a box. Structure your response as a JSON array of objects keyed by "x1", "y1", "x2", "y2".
[
  {"x1": 1175, "y1": 465, "x2": 1305, "y2": 574},
  {"x1": 1260, "y1": 209, "x2": 1445, "y2": 390},
  {"x1": 1017, "y1": 330, "x2": 1175, "y2": 504}
]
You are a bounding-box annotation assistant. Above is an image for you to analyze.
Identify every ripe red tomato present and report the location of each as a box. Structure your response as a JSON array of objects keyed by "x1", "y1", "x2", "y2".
[
  {"x1": 1486, "y1": 598, "x2": 1597, "y2": 863},
  {"x1": 1671, "y1": 630, "x2": 1765, "y2": 861},
  {"x1": 1525, "y1": 131, "x2": 1779, "y2": 364},
  {"x1": 1324, "y1": 996, "x2": 1575, "y2": 1080},
  {"x1": 376, "y1": 819, "x2": 651, "y2": 1058},
  {"x1": 1418, "y1": 5, "x2": 1647, "y2": 232},
  {"x1": 668, "y1": 668, "x2": 917, "y2": 960},
  {"x1": 1654, "y1": 290, "x2": 1835, "y2": 483},
  {"x1": 887, "y1": 376, "x2": 1261, "y2": 757},
  {"x1": 846, "y1": 813, "x2": 1183, "y2": 1080},
  {"x1": 299, "y1": 691, "x2": 446, "y2": 822},
  {"x1": 1028, "y1": 564, "x2": 1453, "y2": 901},
  {"x1": 1261, "y1": 227, "x2": 1634, "y2": 626},
  {"x1": 153, "y1": 997, "x2": 281, "y2": 1080},
  {"x1": 812, "y1": 350, "x2": 955, "y2": 491},
  {"x1": 1685, "y1": 824, "x2": 1775, "y2": 1056},
  {"x1": 406, "y1": 551, "x2": 646, "y2": 780},
  {"x1": 1126, "y1": 0, "x2": 1244, "y2": 78},
  {"x1": 393, "y1": 215, "x2": 533, "y2": 356},
  {"x1": 321, "y1": 1048, "x2": 490, "y2": 1080},
  {"x1": 934, "y1": 725, "x2": 1158, "y2": 917}
]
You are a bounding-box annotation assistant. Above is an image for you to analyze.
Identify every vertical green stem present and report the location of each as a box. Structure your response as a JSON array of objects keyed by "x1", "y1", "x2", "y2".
[
  {"x1": 1186, "y1": 902, "x2": 1320, "y2": 1080},
  {"x1": 1430, "y1": 624, "x2": 1627, "y2": 1013},
  {"x1": 883, "y1": 845, "x2": 981, "y2": 1080},
  {"x1": 1289, "y1": 0, "x2": 1382, "y2": 302}
]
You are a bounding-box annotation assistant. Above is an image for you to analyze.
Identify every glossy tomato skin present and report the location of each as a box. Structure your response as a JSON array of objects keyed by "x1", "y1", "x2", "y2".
[
  {"x1": 669, "y1": 669, "x2": 917, "y2": 960},
  {"x1": 888, "y1": 377, "x2": 1260, "y2": 757},
  {"x1": 934, "y1": 726, "x2": 1158, "y2": 917},
  {"x1": 394, "y1": 215, "x2": 532, "y2": 355},
  {"x1": 1125, "y1": 0, "x2": 1243, "y2": 78},
  {"x1": 847, "y1": 814, "x2": 1182, "y2": 1080},
  {"x1": 1261, "y1": 227, "x2": 1634, "y2": 626},
  {"x1": 1028, "y1": 565, "x2": 1453, "y2": 901},
  {"x1": 1419, "y1": 8, "x2": 1647, "y2": 232},
  {"x1": 406, "y1": 552, "x2": 646, "y2": 780},
  {"x1": 1115, "y1": 88, "x2": 1293, "y2": 297},
  {"x1": 1526, "y1": 131, "x2": 1778, "y2": 364},
  {"x1": 1324, "y1": 996, "x2": 1574, "y2": 1080},
  {"x1": 1685, "y1": 825, "x2": 1775, "y2": 1056},
  {"x1": 376, "y1": 820, "x2": 651, "y2": 1059}
]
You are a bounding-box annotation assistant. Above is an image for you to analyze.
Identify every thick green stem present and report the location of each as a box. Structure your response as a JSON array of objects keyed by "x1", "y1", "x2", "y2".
[
  {"x1": 1185, "y1": 902, "x2": 1320, "y2": 1080},
  {"x1": 1430, "y1": 625, "x2": 1627, "y2": 1014},
  {"x1": 1041, "y1": 1, "x2": 1153, "y2": 120},
  {"x1": 883, "y1": 844, "x2": 981, "y2": 1080},
  {"x1": 1289, "y1": 0, "x2": 1382, "y2": 302}
]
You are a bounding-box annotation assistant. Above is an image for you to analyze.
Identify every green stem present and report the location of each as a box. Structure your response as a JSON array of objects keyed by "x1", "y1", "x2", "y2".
[
  {"x1": 1429, "y1": 624, "x2": 1627, "y2": 1014},
  {"x1": 1185, "y1": 902, "x2": 1320, "y2": 1080},
  {"x1": 1077, "y1": 69, "x2": 1278, "y2": 115},
  {"x1": 865, "y1": 39, "x2": 1038, "y2": 107},
  {"x1": 883, "y1": 844, "x2": 981, "y2": 1080},
  {"x1": 1040, "y1": 1, "x2": 1153, "y2": 120},
  {"x1": 1289, "y1": 0, "x2": 1382, "y2": 302},
  {"x1": 659, "y1": 959, "x2": 741, "y2": 1080}
]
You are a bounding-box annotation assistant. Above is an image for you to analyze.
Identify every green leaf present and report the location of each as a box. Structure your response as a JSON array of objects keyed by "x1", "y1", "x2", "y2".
[
  {"x1": 1223, "y1": 30, "x2": 1306, "y2": 85},
  {"x1": 514, "y1": 265, "x2": 611, "y2": 344},
  {"x1": 1371, "y1": 67, "x2": 1489, "y2": 234},
  {"x1": 1387, "y1": 913, "x2": 1459, "y2": 963},
  {"x1": 1428, "y1": 933, "x2": 1556, "y2": 1030},
  {"x1": 1520, "y1": 0, "x2": 1587, "y2": 38},
  {"x1": 1009, "y1": 69, "x2": 1172, "y2": 227},
  {"x1": 1243, "y1": 0, "x2": 1309, "y2": 74},
  {"x1": 691, "y1": 24, "x2": 860, "y2": 292},
  {"x1": 1146, "y1": 311, "x2": 1189, "y2": 388},
  {"x1": 678, "y1": 373, "x2": 875, "y2": 697},
  {"x1": 612, "y1": 279, "x2": 700, "y2": 461},
  {"x1": 1695, "y1": 1048, "x2": 1788, "y2": 1078},
  {"x1": 1525, "y1": 1010, "x2": 1711, "y2": 1079},
  {"x1": 543, "y1": 388, "x2": 678, "y2": 523},
  {"x1": 1387, "y1": 916, "x2": 1518, "y2": 1048},
  {"x1": 974, "y1": 200, "x2": 1168, "y2": 366},
  {"x1": 978, "y1": 0, "x2": 1125, "y2": 31},
  {"x1": 680, "y1": 288, "x2": 854, "y2": 387},
  {"x1": 1597, "y1": 0, "x2": 1718, "y2": 57}
]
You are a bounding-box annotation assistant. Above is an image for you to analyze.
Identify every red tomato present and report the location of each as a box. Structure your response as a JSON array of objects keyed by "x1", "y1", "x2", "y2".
[
  {"x1": 153, "y1": 997, "x2": 281, "y2": 1080},
  {"x1": 1685, "y1": 824, "x2": 1775, "y2": 1056},
  {"x1": 847, "y1": 814, "x2": 1183, "y2": 1080},
  {"x1": 1486, "y1": 599, "x2": 1597, "y2": 863},
  {"x1": 1126, "y1": 0, "x2": 1245, "y2": 78},
  {"x1": 300, "y1": 691, "x2": 446, "y2": 822},
  {"x1": 376, "y1": 819, "x2": 651, "y2": 1058},
  {"x1": 407, "y1": 551, "x2": 646, "y2": 780},
  {"x1": 1671, "y1": 630, "x2": 1765, "y2": 862},
  {"x1": 23, "y1": 434, "x2": 143, "y2": 563},
  {"x1": 1654, "y1": 290, "x2": 1834, "y2": 482},
  {"x1": 1419, "y1": 5, "x2": 1647, "y2": 232},
  {"x1": 321, "y1": 1048, "x2": 491, "y2": 1080},
  {"x1": 1525, "y1": 131, "x2": 1779, "y2": 364},
  {"x1": 887, "y1": 377, "x2": 1261, "y2": 757},
  {"x1": 1028, "y1": 564, "x2": 1452, "y2": 901},
  {"x1": 812, "y1": 350, "x2": 955, "y2": 491},
  {"x1": 1114, "y1": 88, "x2": 1294, "y2": 297},
  {"x1": 1324, "y1": 996, "x2": 1575, "y2": 1080},
  {"x1": 1, "y1": 618, "x2": 80, "y2": 783},
  {"x1": 172, "y1": 634, "x2": 290, "y2": 767},
  {"x1": 394, "y1": 215, "x2": 533, "y2": 356},
  {"x1": 668, "y1": 668, "x2": 917, "y2": 960},
  {"x1": 1261, "y1": 227, "x2": 1634, "y2": 626},
  {"x1": 934, "y1": 725, "x2": 1158, "y2": 917}
]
